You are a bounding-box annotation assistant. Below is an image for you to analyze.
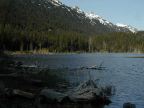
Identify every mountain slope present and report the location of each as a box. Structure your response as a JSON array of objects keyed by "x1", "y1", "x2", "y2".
[
  {"x1": 0, "y1": 0, "x2": 137, "y2": 35},
  {"x1": 116, "y1": 23, "x2": 137, "y2": 33}
]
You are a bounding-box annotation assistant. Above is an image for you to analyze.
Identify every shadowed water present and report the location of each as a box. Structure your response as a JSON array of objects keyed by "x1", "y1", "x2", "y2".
[{"x1": 15, "y1": 53, "x2": 144, "y2": 108}]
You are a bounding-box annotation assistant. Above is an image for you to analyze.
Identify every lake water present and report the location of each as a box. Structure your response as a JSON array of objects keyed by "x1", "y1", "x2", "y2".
[{"x1": 15, "y1": 53, "x2": 144, "y2": 108}]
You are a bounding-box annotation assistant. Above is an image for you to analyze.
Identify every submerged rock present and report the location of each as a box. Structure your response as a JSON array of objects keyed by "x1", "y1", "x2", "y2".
[{"x1": 123, "y1": 102, "x2": 136, "y2": 108}]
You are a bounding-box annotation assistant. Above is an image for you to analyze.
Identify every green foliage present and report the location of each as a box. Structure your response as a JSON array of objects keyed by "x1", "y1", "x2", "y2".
[
  {"x1": 1, "y1": 24, "x2": 144, "y2": 53},
  {"x1": 91, "y1": 32, "x2": 144, "y2": 53}
]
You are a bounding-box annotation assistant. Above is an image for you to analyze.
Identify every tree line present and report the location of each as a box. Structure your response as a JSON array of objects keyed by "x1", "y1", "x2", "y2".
[{"x1": 1, "y1": 24, "x2": 144, "y2": 53}]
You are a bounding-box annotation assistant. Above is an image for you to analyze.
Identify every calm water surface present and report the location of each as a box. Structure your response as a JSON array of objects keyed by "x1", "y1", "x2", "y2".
[{"x1": 15, "y1": 53, "x2": 144, "y2": 108}]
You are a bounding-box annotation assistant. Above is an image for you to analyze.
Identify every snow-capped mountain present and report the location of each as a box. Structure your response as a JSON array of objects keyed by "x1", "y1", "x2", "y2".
[
  {"x1": 85, "y1": 12, "x2": 137, "y2": 33},
  {"x1": 68, "y1": 6, "x2": 137, "y2": 33},
  {"x1": 116, "y1": 23, "x2": 137, "y2": 33},
  {"x1": 0, "y1": 0, "x2": 138, "y2": 34}
]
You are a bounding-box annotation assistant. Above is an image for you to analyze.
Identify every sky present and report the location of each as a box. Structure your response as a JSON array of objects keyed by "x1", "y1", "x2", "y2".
[{"x1": 61, "y1": 0, "x2": 144, "y2": 30}]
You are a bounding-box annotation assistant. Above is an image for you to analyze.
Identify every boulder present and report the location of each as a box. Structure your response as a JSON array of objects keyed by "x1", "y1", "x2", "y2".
[{"x1": 123, "y1": 102, "x2": 136, "y2": 108}]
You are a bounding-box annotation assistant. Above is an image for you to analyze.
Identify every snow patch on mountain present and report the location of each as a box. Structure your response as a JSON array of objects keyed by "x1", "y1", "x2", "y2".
[
  {"x1": 72, "y1": 6, "x2": 83, "y2": 14},
  {"x1": 116, "y1": 23, "x2": 137, "y2": 33},
  {"x1": 49, "y1": 0, "x2": 62, "y2": 6},
  {"x1": 85, "y1": 12, "x2": 111, "y2": 25},
  {"x1": 116, "y1": 23, "x2": 127, "y2": 27},
  {"x1": 53, "y1": 0, "x2": 59, "y2": 3}
]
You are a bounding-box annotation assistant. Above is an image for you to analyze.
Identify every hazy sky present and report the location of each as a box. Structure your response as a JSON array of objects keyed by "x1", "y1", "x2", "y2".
[{"x1": 61, "y1": 0, "x2": 144, "y2": 30}]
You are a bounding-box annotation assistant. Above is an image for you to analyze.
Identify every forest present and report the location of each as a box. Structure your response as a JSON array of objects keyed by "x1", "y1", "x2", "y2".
[{"x1": 0, "y1": 24, "x2": 144, "y2": 53}]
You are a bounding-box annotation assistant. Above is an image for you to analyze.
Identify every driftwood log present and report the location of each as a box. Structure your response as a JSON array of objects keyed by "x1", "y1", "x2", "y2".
[
  {"x1": 37, "y1": 80, "x2": 111, "y2": 108},
  {"x1": 4, "y1": 88, "x2": 35, "y2": 99}
]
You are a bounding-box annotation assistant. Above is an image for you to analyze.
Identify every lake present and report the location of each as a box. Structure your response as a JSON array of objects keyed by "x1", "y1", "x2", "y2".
[{"x1": 15, "y1": 53, "x2": 144, "y2": 108}]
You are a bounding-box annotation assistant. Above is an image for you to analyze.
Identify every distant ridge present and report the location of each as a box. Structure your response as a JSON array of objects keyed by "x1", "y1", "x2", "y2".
[{"x1": 0, "y1": 0, "x2": 138, "y2": 35}]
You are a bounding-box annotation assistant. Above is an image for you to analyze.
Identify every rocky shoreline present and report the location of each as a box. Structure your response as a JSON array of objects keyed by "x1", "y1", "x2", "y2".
[{"x1": 0, "y1": 52, "x2": 112, "y2": 108}]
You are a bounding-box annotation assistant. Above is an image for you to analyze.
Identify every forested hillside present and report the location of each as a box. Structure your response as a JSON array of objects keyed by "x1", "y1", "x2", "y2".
[{"x1": 0, "y1": 0, "x2": 144, "y2": 53}]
